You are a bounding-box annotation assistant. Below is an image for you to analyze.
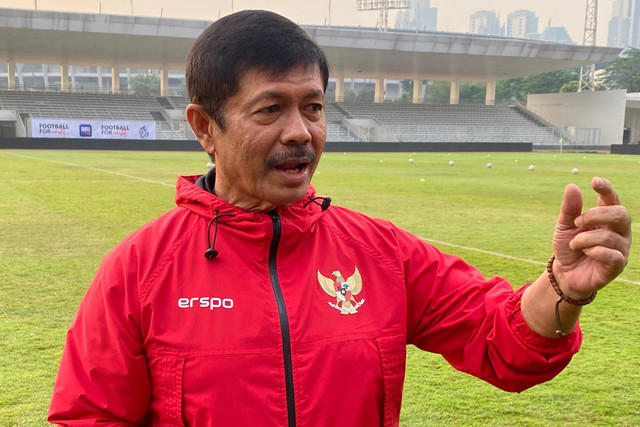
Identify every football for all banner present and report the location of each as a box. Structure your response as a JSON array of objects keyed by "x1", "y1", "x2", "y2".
[{"x1": 30, "y1": 118, "x2": 156, "y2": 140}]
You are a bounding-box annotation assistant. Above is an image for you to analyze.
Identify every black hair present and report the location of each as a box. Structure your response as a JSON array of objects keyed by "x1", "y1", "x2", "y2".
[{"x1": 186, "y1": 10, "x2": 330, "y2": 130}]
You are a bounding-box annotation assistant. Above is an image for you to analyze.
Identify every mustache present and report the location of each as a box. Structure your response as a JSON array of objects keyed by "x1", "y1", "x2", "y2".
[{"x1": 267, "y1": 146, "x2": 316, "y2": 168}]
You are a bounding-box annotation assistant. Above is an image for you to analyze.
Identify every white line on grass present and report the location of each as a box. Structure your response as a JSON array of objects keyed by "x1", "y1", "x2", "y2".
[
  {"x1": 5, "y1": 152, "x2": 174, "y2": 188},
  {"x1": 423, "y1": 237, "x2": 545, "y2": 266},
  {"x1": 6, "y1": 152, "x2": 638, "y2": 286},
  {"x1": 423, "y1": 237, "x2": 640, "y2": 286}
]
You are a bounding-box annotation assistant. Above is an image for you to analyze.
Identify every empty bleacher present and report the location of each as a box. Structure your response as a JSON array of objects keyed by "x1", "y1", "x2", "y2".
[
  {"x1": 336, "y1": 102, "x2": 559, "y2": 144},
  {"x1": 327, "y1": 124, "x2": 358, "y2": 142},
  {"x1": 0, "y1": 88, "x2": 563, "y2": 144},
  {"x1": 163, "y1": 95, "x2": 190, "y2": 111},
  {"x1": 324, "y1": 103, "x2": 357, "y2": 141},
  {"x1": 0, "y1": 89, "x2": 163, "y2": 121}
]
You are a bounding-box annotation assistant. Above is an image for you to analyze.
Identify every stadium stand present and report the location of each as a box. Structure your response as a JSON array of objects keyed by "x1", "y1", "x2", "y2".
[
  {"x1": 0, "y1": 88, "x2": 566, "y2": 144},
  {"x1": 336, "y1": 102, "x2": 560, "y2": 144},
  {"x1": 0, "y1": 89, "x2": 162, "y2": 121},
  {"x1": 163, "y1": 95, "x2": 190, "y2": 111},
  {"x1": 324, "y1": 103, "x2": 357, "y2": 142}
]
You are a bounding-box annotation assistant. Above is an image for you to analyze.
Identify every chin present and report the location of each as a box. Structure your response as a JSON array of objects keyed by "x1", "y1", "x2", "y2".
[{"x1": 271, "y1": 187, "x2": 308, "y2": 207}]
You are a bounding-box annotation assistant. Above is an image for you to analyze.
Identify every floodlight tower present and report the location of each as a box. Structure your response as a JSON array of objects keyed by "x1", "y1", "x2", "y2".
[
  {"x1": 578, "y1": 0, "x2": 598, "y2": 92},
  {"x1": 356, "y1": 0, "x2": 411, "y2": 31}
]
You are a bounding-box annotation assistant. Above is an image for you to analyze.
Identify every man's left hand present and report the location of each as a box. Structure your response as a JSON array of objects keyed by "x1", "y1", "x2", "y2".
[{"x1": 552, "y1": 177, "x2": 632, "y2": 300}]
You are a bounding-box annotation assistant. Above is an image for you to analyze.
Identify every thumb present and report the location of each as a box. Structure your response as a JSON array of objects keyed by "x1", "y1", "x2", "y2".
[{"x1": 557, "y1": 184, "x2": 583, "y2": 229}]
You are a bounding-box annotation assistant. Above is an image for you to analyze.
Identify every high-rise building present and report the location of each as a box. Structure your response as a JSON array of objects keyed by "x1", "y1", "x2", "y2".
[
  {"x1": 469, "y1": 10, "x2": 503, "y2": 36},
  {"x1": 607, "y1": 0, "x2": 640, "y2": 48},
  {"x1": 394, "y1": 0, "x2": 437, "y2": 32},
  {"x1": 506, "y1": 10, "x2": 538, "y2": 39}
]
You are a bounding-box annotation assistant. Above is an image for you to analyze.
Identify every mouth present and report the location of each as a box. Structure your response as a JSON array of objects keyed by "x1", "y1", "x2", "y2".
[
  {"x1": 272, "y1": 153, "x2": 314, "y2": 174},
  {"x1": 268, "y1": 148, "x2": 317, "y2": 183},
  {"x1": 275, "y1": 160, "x2": 310, "y2": 175}
]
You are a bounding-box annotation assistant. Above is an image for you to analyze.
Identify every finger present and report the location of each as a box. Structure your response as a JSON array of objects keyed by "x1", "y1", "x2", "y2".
[
  {"x1": 570, "y1": 228, "x2": 631, "y2": 258},
  {"x1": 580, "y1": 246, "x2": 627, "y2": 274},
  {"x1": 577, "y1": 205, "x2": 631, "y2": 236},
  {"x1": 592, "y1": 177, "x2": 621, "y2": 207},
  {"x1": 557, "y1": 184, "x2": 583, "y2": 229}
]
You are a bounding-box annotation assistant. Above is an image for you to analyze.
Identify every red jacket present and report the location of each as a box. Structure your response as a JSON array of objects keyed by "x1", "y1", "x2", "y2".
[{"x1": 49, "y1": 175, "x2": 581, "y2": 426}]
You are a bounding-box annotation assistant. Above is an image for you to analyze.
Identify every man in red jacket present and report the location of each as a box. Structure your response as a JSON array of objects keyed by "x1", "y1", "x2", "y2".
[{"x1": 49, "y1": 10, "x2": 631, "y2": 426}]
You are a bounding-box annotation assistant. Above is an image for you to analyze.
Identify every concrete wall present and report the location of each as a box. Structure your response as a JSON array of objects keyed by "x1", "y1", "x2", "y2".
[
  {"x1": 323, "y1": 142, "x2": 531, "y2": 152},
  {"x1": 611, "y1": 144, "x2": 640, "y2": 154},
  {"x1": 527, "y1": 90, "x2": 627, "y2": 145},
  {"x1": 624, "y1": 95, "x2": 640, "y2": 144},
  {"x1": 0, "y1": 109, "x2": 26, "y2": 137},
  {"x1": 625, "y1": 108, "x2": 640, "y2": 144},
  {"x1": 0, "y1": 138, "x2": 532, "y2": 153},
  {"x1": 0, "y1": 137, "x2": 203, "y2": 151}
]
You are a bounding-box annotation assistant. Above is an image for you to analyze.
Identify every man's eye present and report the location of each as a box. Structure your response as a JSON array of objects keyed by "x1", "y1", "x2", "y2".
[
  {"x1": 309, "y1": 103, "x2": 323, "y2": 112},
  {"x1": 261, "y1": 105, "x2": 280, "y2": 114}
]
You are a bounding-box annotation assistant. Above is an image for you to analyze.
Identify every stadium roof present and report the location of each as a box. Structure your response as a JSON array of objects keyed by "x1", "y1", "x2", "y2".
[{"x1": 0, "y1": 8, "x2": 623, "y2": 82}]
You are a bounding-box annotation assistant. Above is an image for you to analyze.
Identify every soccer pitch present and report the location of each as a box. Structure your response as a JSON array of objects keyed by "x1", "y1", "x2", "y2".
[{"x1": 1, "y1": 149, "x2": 638, "y2": 425}]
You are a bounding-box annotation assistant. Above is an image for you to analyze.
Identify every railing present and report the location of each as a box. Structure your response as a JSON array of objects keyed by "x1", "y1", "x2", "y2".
[
  {"x1": 0, "y1": 83, "x2": 188, "y2": 97},
  {"x1": 0, "y1": 113, "x2": 605, "y2": 145},
  {"x1": 327, "y1": 123, "x2": 602, "y2": 145},
  {"x1": 156, "y1": 120, "x2": 193, "y2": 140}
]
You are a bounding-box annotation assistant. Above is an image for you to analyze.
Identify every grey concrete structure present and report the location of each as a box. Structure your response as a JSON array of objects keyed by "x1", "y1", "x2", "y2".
[
  {"x1": 0, "y1": 8, "x2": 623, "y2": 104},
  {"x1": 624, "y1": 93, "x2": 640, "y2": 143}
]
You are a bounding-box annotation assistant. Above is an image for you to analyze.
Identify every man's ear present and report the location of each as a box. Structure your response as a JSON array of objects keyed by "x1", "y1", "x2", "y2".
[{"x1": 186, "y1": 104, "x2": 217, "y2": 156}]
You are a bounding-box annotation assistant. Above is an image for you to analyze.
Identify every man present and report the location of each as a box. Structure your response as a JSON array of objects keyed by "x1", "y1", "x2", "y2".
[{"x1": 49, "y1": 10, "x2": 631, "y2": 426}]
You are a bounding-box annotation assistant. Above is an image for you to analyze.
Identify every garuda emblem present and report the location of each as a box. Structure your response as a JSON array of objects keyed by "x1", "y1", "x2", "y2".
[{"x1": 317, "y1": 267, "x2": 365, "y2": 315}]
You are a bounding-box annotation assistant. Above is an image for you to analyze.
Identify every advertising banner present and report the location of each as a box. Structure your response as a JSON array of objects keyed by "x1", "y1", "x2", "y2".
[{"x1": 30, "y1": 118, "x2": 156, "y2": 140}]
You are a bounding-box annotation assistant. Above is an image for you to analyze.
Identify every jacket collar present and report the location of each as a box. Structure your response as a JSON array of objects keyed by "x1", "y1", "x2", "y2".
[{"x1": 174, "y1": 169, "x2": 327, "y2": 224}]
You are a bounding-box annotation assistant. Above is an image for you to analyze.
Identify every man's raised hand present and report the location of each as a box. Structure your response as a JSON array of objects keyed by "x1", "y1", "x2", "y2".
[{"x1": 552, "y1": 177, "x2": 631, "y2": 300}]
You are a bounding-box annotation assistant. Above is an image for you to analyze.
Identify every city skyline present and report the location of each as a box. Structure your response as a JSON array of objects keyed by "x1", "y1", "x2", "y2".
[{"x1": 0, "y1": 0, "x2": 616, "y2": 46}]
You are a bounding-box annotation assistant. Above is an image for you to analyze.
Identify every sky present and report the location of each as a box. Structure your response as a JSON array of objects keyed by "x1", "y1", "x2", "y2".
[{"x1": 0, "y1": 0, "x2": 616, "y2": 46}]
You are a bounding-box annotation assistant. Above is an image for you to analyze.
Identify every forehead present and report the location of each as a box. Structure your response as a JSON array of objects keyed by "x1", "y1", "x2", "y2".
[{"x1": 235, "y1": 64, "x2": 324, "y2": 98}]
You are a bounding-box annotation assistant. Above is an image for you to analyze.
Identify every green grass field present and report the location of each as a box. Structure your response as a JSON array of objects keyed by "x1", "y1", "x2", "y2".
[{"x1": 1, "y1": 149, "x2": 639, "y2": 426}]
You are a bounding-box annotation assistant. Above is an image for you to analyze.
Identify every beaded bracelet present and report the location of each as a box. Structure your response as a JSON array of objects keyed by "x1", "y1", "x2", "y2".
[{"x1": 547, "y1": 255, "x2": 597, "y2": 337}]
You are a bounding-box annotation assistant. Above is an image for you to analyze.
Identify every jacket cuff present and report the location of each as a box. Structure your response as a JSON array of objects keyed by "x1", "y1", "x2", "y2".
[{"x1": 507, "y1": 283, "x2": 582, "y2": 358}]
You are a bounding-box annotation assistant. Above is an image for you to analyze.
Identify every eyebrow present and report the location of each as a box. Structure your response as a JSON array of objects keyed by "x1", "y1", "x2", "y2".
[{"x1": 253, "y1": 89, "x2": 325, "y2": 103}]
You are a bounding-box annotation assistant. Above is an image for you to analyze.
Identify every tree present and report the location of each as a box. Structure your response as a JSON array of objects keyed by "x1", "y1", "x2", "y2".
[
  {"x1": 343, "y1": 88, "x2": 357, "y2": 102},
  {"x1": 400, "y1": 79, "x2": 413, "y2": 94},
  {"x1": 356, "y1": 85, "x2": 375, "y2": 102},
  {"x1": 424, "y1": 81, "x2": 450, "y2": 102},
  {"x1": 560, "y1": 80, "x2": 580, "y2": 93},
  {"x1": 460, "y1": 82, "x2": 486, "y2": 100},
  {"x1": 400, "y1": 79, "x2": 414, "y2": 100},
  {"x1": 496, "y1": 69, "x2": 579, "y2": 103},
  {"x1": 129, "y1": 73, "x2": 160, "y2": 95},
  {"x1": 603, "y1": 48, "x2": 640, "y2": 92},
  {"x1": 496, "y1": 78, "x2": 526, "y2": 101},
  {"x1": 522, "y1": 69, "x2": 578, "y2": 95}
]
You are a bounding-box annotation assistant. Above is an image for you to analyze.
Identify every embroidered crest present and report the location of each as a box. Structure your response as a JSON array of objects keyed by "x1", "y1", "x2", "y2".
[{"x1": 317, "y1": 267, "x2": 365, "y2": 315}]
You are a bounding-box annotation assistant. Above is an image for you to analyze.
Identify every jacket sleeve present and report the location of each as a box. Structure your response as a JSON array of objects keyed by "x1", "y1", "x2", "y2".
[
  {"x1": 48, "y1": 246, "x2": 151, "y2": 425},
  {"x1": 399, "y1": 228, "x2": 581, "y2": 393}
]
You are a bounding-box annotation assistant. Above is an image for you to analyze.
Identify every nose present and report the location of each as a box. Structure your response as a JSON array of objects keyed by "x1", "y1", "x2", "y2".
[{"x1": 280, "y1": 110, "x2": 312, "y2": 145}]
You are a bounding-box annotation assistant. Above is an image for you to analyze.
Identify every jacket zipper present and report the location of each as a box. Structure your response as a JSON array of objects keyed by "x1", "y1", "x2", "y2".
[{"x1": 268, "y1": 210, "x2": 296, "y2": 427}]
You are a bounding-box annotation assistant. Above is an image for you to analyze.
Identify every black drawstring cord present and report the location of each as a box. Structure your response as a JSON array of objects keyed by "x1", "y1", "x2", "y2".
[
  {"x1": 204, "y1": 209, "x2": 235, "y2": 260},
  {"x1": 303, "y1": 196, "x2": 331, "y2": 211}
]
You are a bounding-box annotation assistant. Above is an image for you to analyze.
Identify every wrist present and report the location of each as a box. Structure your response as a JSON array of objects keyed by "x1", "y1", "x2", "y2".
[
  {"x1": 547, "y1": 255, "x2": 596, "y2": 337},
  {"x1": 551, "y1": 256, "x2": 597, "y2": 300}
]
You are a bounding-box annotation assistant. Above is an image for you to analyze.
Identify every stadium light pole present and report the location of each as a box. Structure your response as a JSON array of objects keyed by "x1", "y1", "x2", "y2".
[
  {"x1": 356, "y1": 0, "x2": 411, "y2": 32},
  {"x1": 578, "y1": 0, "x2": 598, "y2": 92}
]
